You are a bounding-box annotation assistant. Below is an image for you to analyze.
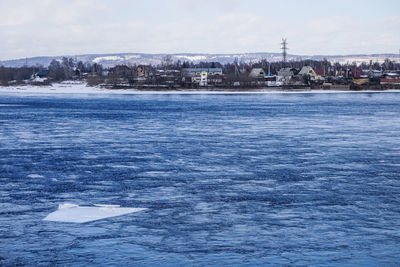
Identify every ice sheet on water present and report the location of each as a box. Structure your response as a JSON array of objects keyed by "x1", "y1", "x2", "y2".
[
  {"x1": 27, "y1": 174, "x2": 44, "y2": 178},
  {"x1": 43, "y1": 203, "x2": 147, "y2": 223},
  {"x1": 0, "y1": 104, "x2": 28, "y2": 106}
]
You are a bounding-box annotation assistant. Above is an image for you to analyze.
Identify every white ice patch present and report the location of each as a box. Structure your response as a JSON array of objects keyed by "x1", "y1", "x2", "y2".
[
  {"x1": 27, "y1": 174, "x2": 44, "y2": 178},
  {"x1": 0, "y1": 104, "x2": 27, "y2": 107},
  {"x1": 43, "y1": 203, "x2": 147, "y2": 223}
]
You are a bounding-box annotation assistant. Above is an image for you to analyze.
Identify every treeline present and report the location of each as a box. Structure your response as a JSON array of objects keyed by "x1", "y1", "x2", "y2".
[
  {"x1": 47, "y1": 57, "x2": 103, "y2": 81},
  {"x1": 0, "y1": 57, "x2": 103, "y2": 85},
  {"x1": 0, "y1": 66, "x2": 44, "y2": 86},
  {"x1": 0, "y1": 56, "x2": 399, "y2": 86}
]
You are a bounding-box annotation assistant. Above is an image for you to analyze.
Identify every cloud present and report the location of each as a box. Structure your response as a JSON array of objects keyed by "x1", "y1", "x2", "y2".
[
  {"x1": 176, "y1": 0, "x2": 242, "y2": 13},
  {"x1": 0, "y1": 0, "x2": 107, "y2": 26},
  {"x1": 0, "y1": 0, "x2": 399, "y2": 60}
]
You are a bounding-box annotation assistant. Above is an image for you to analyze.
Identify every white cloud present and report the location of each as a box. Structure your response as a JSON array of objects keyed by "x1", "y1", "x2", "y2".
[
  {"x1": 0, "y1": 0, "x2": 399, "y2": 60},
  {"x1": 1, "y1": 0, "x2": 113, "y2": 28}
]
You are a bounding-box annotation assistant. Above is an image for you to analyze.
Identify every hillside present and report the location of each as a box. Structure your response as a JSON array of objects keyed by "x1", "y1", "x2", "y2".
[{"x1": 1, "y1": 52, "x2": 399, "y2": 68}]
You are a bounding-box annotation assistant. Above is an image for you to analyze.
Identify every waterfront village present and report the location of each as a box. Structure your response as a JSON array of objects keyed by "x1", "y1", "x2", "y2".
[{"x1": 1, "y1": 52, "x2": 400, "y2": 91}]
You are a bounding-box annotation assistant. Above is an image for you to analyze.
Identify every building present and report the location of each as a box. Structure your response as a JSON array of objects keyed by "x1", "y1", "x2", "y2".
[
  {"x1": 154, "y1": 69, "x2": 181, "y2": 88},
  {"x1": 182, "y1": 68, "x2": 223, "y2": 76},
  {"x1": 248, "y1": 68, "x2": 266, "y2": 79},
  {"x1": 350, "y1": 68, "x2": 364, "y2": 78},
  {"x1": 298, "y1": 66, "x2": 318, "y2": 77},
  {"x1": 381, "y1": 72, "x2": 400, "y2": 85},
  {"x1": 277, "y1": 67, "x2": 297, "y2": 77},
  {"x1": 200, "y1": 72, "x2": 208, "y2": 86},
  {"x1": 136, "y1": 65, "x2": 151, "y2": 77},
  {"x1": 207, "y1": 73, "x2": 224, "y2": 86},
  {"x1": 181, "y1": 68, "x2": 223, "y2": 86}
]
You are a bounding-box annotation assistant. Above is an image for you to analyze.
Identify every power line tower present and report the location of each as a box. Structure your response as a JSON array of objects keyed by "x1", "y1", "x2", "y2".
[{"x1": 281, "y1": 38, "x2": 288, "y2": 68}]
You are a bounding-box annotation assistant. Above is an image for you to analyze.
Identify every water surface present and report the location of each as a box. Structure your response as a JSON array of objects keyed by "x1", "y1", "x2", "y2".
[{"x1": 1, "y1": 91, "x2": 400, "y2": 266}]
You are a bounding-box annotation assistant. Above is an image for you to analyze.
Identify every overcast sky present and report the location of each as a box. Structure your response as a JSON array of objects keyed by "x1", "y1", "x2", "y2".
[{"x1": 1, "y1": 0, "x2": 399, "y2": 60}]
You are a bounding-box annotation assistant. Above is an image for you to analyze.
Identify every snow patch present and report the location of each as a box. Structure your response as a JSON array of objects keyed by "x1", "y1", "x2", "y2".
[
  {"x1": 60, "y1": 80, "x2": 84, "y2": 85},
  {"x1": 1, "y1": 83, "x2": 400, "y2": 95},
  {"x1": 93, "y1": 56, "x2": 123, "y2": 63},
  {"x1": 31, "y1": 77, "x2": 47, "y2": 83},
  {"x1": 43, "y1": 203, "x2": 147, "y2": 223},
  {"x1": 175, "y1": 55, "x2": 207, "y2": 61},
  {"x1": 124, "y1": 55, "x2": 140, "y2": 60}
]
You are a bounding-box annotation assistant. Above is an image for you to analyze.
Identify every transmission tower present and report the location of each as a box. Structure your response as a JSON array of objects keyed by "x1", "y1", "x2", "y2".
[{"x1": 281, "y1": 38, "x2": 288, "y2": 67}]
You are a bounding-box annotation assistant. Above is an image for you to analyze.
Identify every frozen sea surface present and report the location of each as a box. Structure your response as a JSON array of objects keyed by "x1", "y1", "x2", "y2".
[{"x1": 1, "y1": 91, "x2": 400, "y2": 266}]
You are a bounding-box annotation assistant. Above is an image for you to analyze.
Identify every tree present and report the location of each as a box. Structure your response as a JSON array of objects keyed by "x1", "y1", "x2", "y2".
[
  {"x1": 162, "y1": 55, "x2": 173, "y2": 69},
  {"x1": 372, "y1": 62, "x2": 381, "y2": 70},
  {"x1": 382, "y1": 58, "x2": 395, "y2": 71},
  {"x1": 48, "y1": 59, "x2": 64, "y2": 81},
  {"x1": 61, "y1": 57, "x2": 75, "y2": 79},
  {"x1": 182, "y1": 61, "x2": 189, "y2": 68}
]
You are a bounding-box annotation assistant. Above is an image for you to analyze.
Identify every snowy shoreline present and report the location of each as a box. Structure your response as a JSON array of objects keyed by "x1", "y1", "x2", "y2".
[{"x1": 0, "y1": 82, "x2": 399, "y2": 95}]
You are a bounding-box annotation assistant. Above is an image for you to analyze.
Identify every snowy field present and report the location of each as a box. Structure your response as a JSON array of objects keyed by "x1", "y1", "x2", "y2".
[{"x1": 1, "y1": 82, "x2": 399, "y2": 95}]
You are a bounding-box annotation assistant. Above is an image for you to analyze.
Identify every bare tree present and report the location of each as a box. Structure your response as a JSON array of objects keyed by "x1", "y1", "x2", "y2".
[{"x1": 162, "y1": 55, "x2": 173, "y2": 69}]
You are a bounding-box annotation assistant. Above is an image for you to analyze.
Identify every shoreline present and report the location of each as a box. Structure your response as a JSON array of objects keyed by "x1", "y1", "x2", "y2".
[{"x1": 0, "y1": 82, "x2": 399, "y2": 95}]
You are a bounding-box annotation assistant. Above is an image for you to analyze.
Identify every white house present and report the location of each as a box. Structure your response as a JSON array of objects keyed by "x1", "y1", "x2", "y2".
[
  {"x1": 248, "y1": 68, "x2": 266, "y2": 79},
  {"x1": 182, "y1": 68, "x2": 223, "y2": 86},
  {"x1": 277, "y1": 67, "x2": 296, "y2": 77},
  {"x1": 299, "y1": 66, "x2": 317, "y2": 77},
  {"x1": 200, "y1": 71, "x2": 208, "y2": 86}
]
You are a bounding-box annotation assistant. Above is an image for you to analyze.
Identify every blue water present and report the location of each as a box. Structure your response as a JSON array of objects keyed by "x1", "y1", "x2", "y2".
[{"x1": 1, "y1": 91, "x2": 400, "y2": 266}]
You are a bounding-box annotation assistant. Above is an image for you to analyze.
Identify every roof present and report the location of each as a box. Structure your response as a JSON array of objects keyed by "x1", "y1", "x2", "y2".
[
  {"x1": 277, "y1": 67, "x2": 296, "y2": 77},
  {"x1": 182, "y1": 68, "x2": 223, "y2": 73},
  {"x1": 299, "y1": 66, "x2": 317, "y2": 76},
  {"x1": 249, "y1": 68, "x2": 266, "y2": 78},
  {"x1": 280, "y1": 67, "x2": 296, "y2": 72}
]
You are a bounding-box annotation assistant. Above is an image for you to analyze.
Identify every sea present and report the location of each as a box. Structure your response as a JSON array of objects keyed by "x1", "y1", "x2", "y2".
[{"x1": 1, "y1": 91, "x2": 400, "y2": 266}]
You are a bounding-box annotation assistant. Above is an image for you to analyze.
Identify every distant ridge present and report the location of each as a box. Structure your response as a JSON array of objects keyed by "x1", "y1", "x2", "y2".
[{"x1": 1, "y1": 52, "x2": 399, "y2": 68}]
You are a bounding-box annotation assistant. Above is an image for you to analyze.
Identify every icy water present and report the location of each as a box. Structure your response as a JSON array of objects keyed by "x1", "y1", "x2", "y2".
[{"x1": 1, "y1": 91, "x2": 400, "y2": 266}]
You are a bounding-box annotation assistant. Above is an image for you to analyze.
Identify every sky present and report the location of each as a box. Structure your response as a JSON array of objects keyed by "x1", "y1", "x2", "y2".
[{"x1": 0, "y1": 0, "x2": 399, "y2": 60}]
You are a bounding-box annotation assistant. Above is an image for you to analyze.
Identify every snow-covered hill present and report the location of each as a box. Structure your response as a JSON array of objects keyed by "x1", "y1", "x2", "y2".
[{"x1": 1, "y1": 52, "x2": 399, "y2": 68}]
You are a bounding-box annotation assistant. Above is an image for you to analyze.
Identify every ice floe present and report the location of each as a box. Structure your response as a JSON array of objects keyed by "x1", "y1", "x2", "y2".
[
  {"x1": 43, "y1": 203, "x2": 147, "y2": 223},
  {"x1": 0, "y1": 104, "x2": 28, "y2": 106},
  {"x1": 27, "y1": 174, "x2": 44, "y2": 178}
]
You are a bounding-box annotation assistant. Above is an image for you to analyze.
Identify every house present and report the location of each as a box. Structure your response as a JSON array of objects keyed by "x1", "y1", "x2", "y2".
[
  {"x1": 200, "y1": 72, "x2": 208, "y2": 86},
  {"x1": 265, "y1": 75, "x2": 283, "y2": 87},
  {"x1": 299, "y1": 66, "x2": 318, "y2": 77},
  {"x1": 248, "y1": 68, "x2": 266, "y2": 79},
  {"x1": 136, "y1": 65, "x2": 152, "y2": 77},
  {"x1": 207, "y1": 73, "x2": 224, "y2": 85},
  {"x1": 350, "y1": 68, "x2": 364, "y2": 78},
  {"x1": 277, "y1": 67, "x2": 297, "y2": 77},
  {"x1": 29, "y1": 70, "x2": 49, "y2": 84},
  {"x1": 181, "y1": 68, "x2": 223, "y2": 86},
  {"x1": 153, "y1": 69, "x2": 181, "y2": 88},
  {"x1": 315, "y1": 68, "x2": 325, "y2": 76},
  {"x1": 182, "y1": 68, "x2": 223, "y2": 76},
  {"x1": 381, "y1": 72, "x2": 400, "y2": 85},
  {"x1": 36, "y1": 70, "x2": 48, "y2": 78},
  {"x1": 364, "y1": 69, "x2": 383, "y2": 78}
]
